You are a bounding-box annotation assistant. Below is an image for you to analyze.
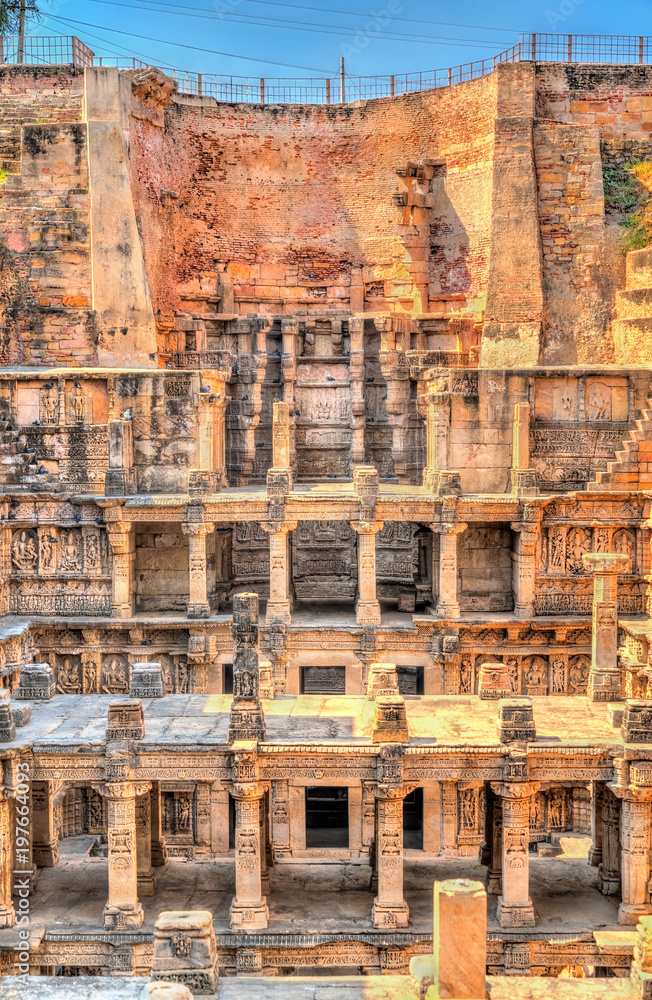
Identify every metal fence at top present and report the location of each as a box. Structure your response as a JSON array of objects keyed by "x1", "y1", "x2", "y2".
[
  {"x1": 0, "y1": 35, "x2": 93, "y2": 68},
  {"x1": 2, "y1": 33, "x2": 652, "y2": 104}
]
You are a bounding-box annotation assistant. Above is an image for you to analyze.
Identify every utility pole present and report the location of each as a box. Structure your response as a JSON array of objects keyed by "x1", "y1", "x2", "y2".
[
  {"x1": 17, "y1": 0, "x2": 27, "y2": 64},
  {"x1": 339, "y1": 56, "x2": 345, "y2": 104}
]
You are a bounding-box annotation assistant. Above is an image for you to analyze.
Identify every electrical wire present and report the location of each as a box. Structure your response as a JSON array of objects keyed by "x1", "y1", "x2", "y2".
[{"x1": 79, "y1": 0, "x2": 515, "y2": 47}]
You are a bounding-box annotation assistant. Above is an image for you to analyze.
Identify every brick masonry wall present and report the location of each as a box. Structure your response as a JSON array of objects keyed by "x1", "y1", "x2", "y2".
[{"x1": 0, "y1": 65, "x2": 84, "y2": 171}]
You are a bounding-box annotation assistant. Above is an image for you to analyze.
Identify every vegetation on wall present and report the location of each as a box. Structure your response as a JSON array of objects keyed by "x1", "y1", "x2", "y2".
[{"x1": 604, "y1": 159, "x2": 652, "y2": 251}]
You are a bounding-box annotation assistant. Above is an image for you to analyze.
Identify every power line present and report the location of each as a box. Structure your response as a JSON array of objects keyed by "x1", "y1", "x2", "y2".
[
  {"x1": 75, "y1": 0, "x2": 512, "y2": 48},
  {"x1": 45, "y1": 13, "x2": 335, "y2": 71},
  {"x1": 83, "y1": 0, "x2": 518, "y2": 35}
]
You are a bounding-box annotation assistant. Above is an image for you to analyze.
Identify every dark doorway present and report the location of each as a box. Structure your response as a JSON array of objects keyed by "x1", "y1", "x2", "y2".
[
  {"x1": 398, "y1": 666, "x2": 424, "y2": 695},
  {"x1": 403, "y1": 787, "x2": 423, "y2": 850},
  {"x1": 223, "y1": 663, "x2": 233, "y2": 694},
  {"x1": 301, "y1": 666, "x2": 346, "y2": 694},
  {"x1": 305, "y1": 787, "x2": 349, "y2": 848}
]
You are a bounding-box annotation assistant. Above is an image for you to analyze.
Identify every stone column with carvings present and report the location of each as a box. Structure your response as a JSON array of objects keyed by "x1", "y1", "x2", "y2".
[
  {"x1": 487, "y1": 794, "x2": 503, "y2": 895},
  {"x1": 0, "y1": 788, "x2": 15, "y2": 928},
  {"x1": 105, "y1": 520, "x2": 134, "y2": 619},
  {"x1": 135, "y1": 785, "x2": 155, "y2": 896},
  {"x1": 261, "y1": 521, "x2": 297, "y2": 626},
  {"x1": 511, "y1": 516, "x2": 540, "y2": 619},
  {"x1": 600, "y1": 786, "x2": 622, "y2": 897},
  {"x1": 510, "y1": 402, "x2": 538, "y2": 496},
  {"x1": 227, "y1": 592, "x2": 266, "y2": 742},
  {"x1": 583, "y1": 552, "x2": 629, "y2": 702},
  {"x1": 183, "y1": 509, "x2": 212, "y2": 619},
  {"x1": 150, "y1": 781, "x2": 168, "y2": 868},
  {"x1": 431, "y1": 521, "x2": 466, "y2": 619},
  {"x1": 189, "y1": 378, "x2": 228, "y2": 494},
  {"x1": 32, "y1": 780, "x2": 59, "y2": 868},
  {"x1": 102, "y1": 780, "x2": 143, "y2": 929},
  {"x1": 0, "y1": 525, "x2": 11, "y2": 618},
  {"x1": 423, "y1": 381, "x2": 450, "y2": 492},
  {"x1": 351, "y1": 520, "x2": 383, "y2": 626},
  {"x1": 229, "y1": 741, "x2": 269, "y2": 930},
  {"x1": 619, "y1": 793, "x2": 652, "y2": 924},
  {"x1": 589, "y1": 781, "x2": 604, "y2": 868},
  {"x1": 372, "y1": 745, "x2": 409, "y2": 928},
  {"x1": 492, "y1": 762, "x2": 536, "y2": 928}
]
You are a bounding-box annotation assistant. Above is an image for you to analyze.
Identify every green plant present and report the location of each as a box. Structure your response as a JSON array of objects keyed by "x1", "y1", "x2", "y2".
[{"x1": 604, "y1": 157, "x2": 652, "y2": 252}]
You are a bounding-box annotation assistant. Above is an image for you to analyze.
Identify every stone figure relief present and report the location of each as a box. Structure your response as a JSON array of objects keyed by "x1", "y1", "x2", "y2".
[
  {"x1": 59, "y1": 530, "x2": 82, "y2": 573},
  {"x1": 40, "y1": 382, "x2": 59, "y2": 424},
  {"x1": 551, "y1": 657, "x2": 566, "y2": 694},
  {"x1": 568, "y1": 655, "x2": 590, "y2": 695},
  {"x1": 56, "y1": 655, "x2": 82, "y2": 694},
  {"x1": 585, "y1": 381, "x2": 611, "y2": 421},
  {"x1": 38, "y1": 528, "x2": 57, "y2": 573},
  {"x1": 459, "y1": 656, "x2": 473, "y2": 694},
  {"x1": 566, "y1": 528, "x2": 592, "y2": 574},
  {"x1": 548, "y1": 527, "x2": 565, "y2": 572},
  {"x1": 523, "y1": 656, "x2": 548, "y2": 690},
  {"x1": 459, "y1": 789, "x2": 477, "y2": 832},
  {"x1": 613, "y1": 528, "x2": 635, "y2": 573},
  {"x1": 101, "y1": 655, "x2": 130, "y2": 694},
  {"x1": 12, "y1": 529, "x2": 38, "y2": 572}
]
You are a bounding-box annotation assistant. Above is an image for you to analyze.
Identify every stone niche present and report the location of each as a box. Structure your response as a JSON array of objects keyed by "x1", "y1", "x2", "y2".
[
  {"x1": 292, "y1": 520, "x2": 356, "y2": 600},
  {"x1": 135, "y1": 524, "x2": 190, "y2": 613},
  {"x1": 457, "y1": 523, "x2": 514, "y2": 612}
]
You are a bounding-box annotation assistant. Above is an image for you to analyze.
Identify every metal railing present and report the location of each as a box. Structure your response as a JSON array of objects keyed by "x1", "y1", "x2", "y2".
[
  {"x1": 0, "y1": 34, "x2": 93, "y2": 68},
  {"x1": 2, "y1": 33, "x2": 652, "y2": 104}
]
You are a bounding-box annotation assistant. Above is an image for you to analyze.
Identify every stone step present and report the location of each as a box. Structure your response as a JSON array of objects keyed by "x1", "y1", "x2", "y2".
[
  {"x1": 615, "y1": 286, "x2": 652, "y2": 318},
  {"x1": 626, "y1": 245, "x2": 652, "y2": 289},
  {"x1": 612, "y1": 317, "x2": 652, "y2": 364}
]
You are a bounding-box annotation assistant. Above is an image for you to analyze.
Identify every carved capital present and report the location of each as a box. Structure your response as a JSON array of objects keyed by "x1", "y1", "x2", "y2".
[
  {"x1": 182, "y1": 521, "x2": 213, "y2": 537},
  {"x1": 259, "y1": 521, "x2": 297, "y2": 535},
  {"x1": 583, "y1": 552, "x2": 629, "y2": 575},
  {"x1": 431, "y1": 521, "x2": 467, "y2": 536},
  {"x1": 350, "y1": 520, "x2": 384, "y2": 535}
]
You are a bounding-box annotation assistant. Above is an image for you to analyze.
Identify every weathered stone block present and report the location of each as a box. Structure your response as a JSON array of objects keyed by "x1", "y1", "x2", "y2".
[
  {"x1": 107, "y1": 699, "x2": 145, "y2": 740},
  {"x1": 498, "y1": 697, "x2": 536, "y2": 743},
  {"x1": 16, "y1": 662, "x2": 55, "y2": 700},
  {"x1": 0, "y1": 689, "x2": 16, "y2": 742},
  {"x1": 12, "y1": 704, "x2": 31, "y2": 727},
  {"x1": 366, "y1": 662, "x2": 399, "y2": 701},
  {"x1": 152, "y1": 910, "x2": 218, "y2": 995},
  {"x1": 431, "y1": 879, "x2": 487, "y2": 999},
  {"x1": 372, "y1": 695, "x2": 408, "y2": 743},
  {"x1": 130, "y1": 662, "x2": 164, "y2": 699},
  {"x1": 141, "y1": 984, "x2": 193, "y2": 1000},
  {"x1": 478, "y1": 661, "x2": 510, "y2": 700},
  {"x1": 622, "y1": 699, "x2": 652, "y2": 743}
]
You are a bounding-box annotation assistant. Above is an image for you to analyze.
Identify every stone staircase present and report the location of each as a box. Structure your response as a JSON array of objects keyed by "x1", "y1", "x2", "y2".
[
  {"x1": 612, "y1": 246, "x2": 652, "y2": 365},
  {"x1": 587, "y1": 395, "x2": 652, "y2": 490}
]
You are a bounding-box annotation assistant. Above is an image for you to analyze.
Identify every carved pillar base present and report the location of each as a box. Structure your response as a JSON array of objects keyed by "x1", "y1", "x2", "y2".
[
  {"x1": 137, "y1": 869, "x2": 157, "y2": 896},
  {"x1": 496, "y1": 896, "x2": 535, "y2": 928},
  {"x1": 265, "y1": 601, "x2": 292, "y2": 626},
  {"x1": 487, "y1": 866, "x2": 502, "y2": 895},
  {"x1": 372, "y1": 898, "x2": 409, "y2": 929},
  {"x1": 588, "y1": 668, "x2": 622, "y2": 702},
  {"x1": 188, "y1": 469, "x2": 221, "y2": 495},
  {"x1": 510, "y1": 469, "x2": 538, "y2": 497},
  {"x1": 424, "y1": 468, "x2": 462, "y2": 496},
  {"x1": 105, "y1": 469, "x2": 137, "y2": 496},
  {"x1": 151, "y1": 840, "x2": 168, "y2": 867},
  {"x1": 588, "y1": 844, "x2": 602, "y2": 867},
  {"x1": 436, "y1": 599, "x2": 460, "y2": 619},
  {"x1": 103, "y1": 901, "x2": 144, "y2": 930},
  {"x1": 188, "y1": 602, "x2": 210, "y2": 619},
  {"x1": 229, "y1": 898, "x2": 269, "y2": 930},
  {"x1": 0, "y1": 903, "x2": 15, "y2": 928},
  {"x1": 356, "y1": 600, "x2": 382, "y2": 626},
  {"x1": 599, "y1": 866, "x2": 621, "y2": 896},
  {"x1": 33, "y1": 843, "x2": 58, "y2": 867},
  {"x1": 619, "y1": 901, "x2": 652, "y2": 925}
]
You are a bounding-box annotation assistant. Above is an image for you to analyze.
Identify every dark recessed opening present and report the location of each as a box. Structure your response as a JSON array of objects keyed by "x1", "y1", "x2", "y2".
[
  {"x1": 228, "y1": 793, "x2": 236, "y2": 850},
  {"x1": 301, "y1": 665, "x2": 346, "y2": 694},
  {"x1": 224, "y1": 663, "x2": 233, "y2": 694},
  {"x1": 403, "y1": 787, "x2": 423, "y2": 850},
  {"x1": 398, "y1": 666, "x2": 424, "y2": 695},
  {"x1": 305, "y1": 786, "x2": 349, "y2": 848}
]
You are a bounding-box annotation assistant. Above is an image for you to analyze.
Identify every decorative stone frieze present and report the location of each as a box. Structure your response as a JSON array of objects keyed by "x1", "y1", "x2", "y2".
[
  {"x1": 227, "y1": 593, "x2": 266, "y2": 743},
  {"x1": 130, "y1": 662, "x2": 164, "y2": 698},
  {"x1": 151, "y1": 910, "x2": 218, "y2": 994},
  {"x1": 16, "y1": 662, "x2": 55, "y2": 700},
  {"x1": 498, "y1": 698, "x2": 536, "y2": 744},
  {"x1": 107, "y1": 699, "x2": 145, "y2": 741}
]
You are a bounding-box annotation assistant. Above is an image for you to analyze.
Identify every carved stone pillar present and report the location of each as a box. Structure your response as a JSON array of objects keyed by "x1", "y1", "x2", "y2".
[
  {"x1": 183, "y1": 521, "x2": 212, "y2": 619},
  {"x1": 350, "y1": 520, "x2": 383, "y2": 626},
  {"x1": 150, "y1": 781, "x2": 168, "y2": 868},
  {"x1": 583, "y1": 553, "x2": 629, "y2": 701},
  {"x1": 103, "y1": 781, "x2": 143, "y2": 929},
  {"x1": 135, "y1": 785, "x2": 155, "y2": 896},
  {"x1": 373, "y1": 792, "x2": 409, "y2": 927},
  {"x1": 423, "y1": 386, "x2": 449, "y2": 492},
  {"x1": 600, "y1": 786, "x2": 622, "y2": 896},
  {"x1": 0, "y1": 790, "x2": 15, "y2": 928},
  {"x1": 32, "y1": 780, "x2": 58, "y2": 868},
  {"x1": 511, "y1": 524, "x2": 539, "y2": 619},
  {"x1": 373, "y1": 745, "x2": 409, "y2": 928},
  {"x1": 493, "y1": 782, "x2": 535, "y2": 928},
  {"x1": 432, "y1": 522, "x2": 466, "y2": 619},
  {"x1": 487, "y1": 795, "x2": 503, "y2": 895},
  {"x1": 229, "y1": 742, "x2": 269, "y2": 930},
  {"x1": 589, "y1": 781, "x2": 604, "y2": 867},
  {"x1": 106, "y1": 521, "x2": 134, "y2": 619},
  {"x1": 510, "y1": 403, "x2": 537, "y2": 496},
  {"x1": 619, "y1": 794, "x2": 652, "y2": 925},
  {"x1": 189, "y1": 382, "x2": 228, "y2": 494},
  {"x1": 0, "y1": 526, "x2": 11, "y2": 618},
  {"x1": 262, "y1": 521, "x2": 297, "y2": 626}
]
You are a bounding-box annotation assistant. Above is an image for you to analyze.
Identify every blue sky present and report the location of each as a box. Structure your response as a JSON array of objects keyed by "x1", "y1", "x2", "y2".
[{"x1": 28, "y1": 0, "x2": 652, "y2": 82}]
